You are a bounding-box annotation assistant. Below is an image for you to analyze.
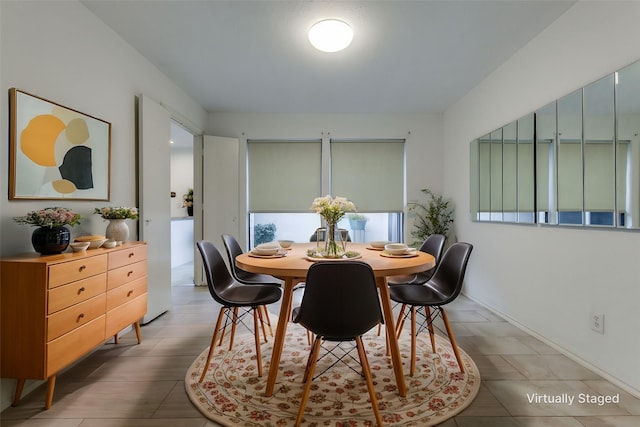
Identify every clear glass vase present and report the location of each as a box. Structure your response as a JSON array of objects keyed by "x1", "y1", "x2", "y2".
[{"x1": 323, "y1": 222, "x2": 345, "y2": 257}]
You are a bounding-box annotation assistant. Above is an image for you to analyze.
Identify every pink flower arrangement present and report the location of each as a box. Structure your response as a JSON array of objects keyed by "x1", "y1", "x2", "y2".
[{"x1": 13, "y1": 207, "x2": 81, "y2": 228}]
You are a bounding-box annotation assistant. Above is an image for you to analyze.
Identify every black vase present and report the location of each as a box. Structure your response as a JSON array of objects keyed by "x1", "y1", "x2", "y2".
[
  {"x1": 187, "y1": 206, "x2": 193, "y2": 216},
  {"x1": 31, "y1": 226, "x2": 71, "y2": 255}
]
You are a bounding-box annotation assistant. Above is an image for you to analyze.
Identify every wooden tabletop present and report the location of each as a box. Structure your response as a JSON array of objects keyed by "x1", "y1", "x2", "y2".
[{"x1": 236, "y1": 242, "x2": 435, "y2": 279}]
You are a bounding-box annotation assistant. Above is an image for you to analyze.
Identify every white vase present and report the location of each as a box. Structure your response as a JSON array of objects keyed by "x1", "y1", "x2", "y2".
[{"x1": 105, "y1": 219, "x2": 129, "y2": 243}]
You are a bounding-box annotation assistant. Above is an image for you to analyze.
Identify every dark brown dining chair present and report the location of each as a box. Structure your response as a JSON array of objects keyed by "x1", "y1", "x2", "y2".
[
  {"x1": 292, "y1": 261, "x2": 384, "y2": 426},
  {"x1": 196, "y1": 241, "x2": 282, "y2": 381},
  {"x1": 389, "y1": 242, "x2": 473, "y2": 376},
  {"x1": 221, "y1": 234, "x2": 283, "y2": 338}
]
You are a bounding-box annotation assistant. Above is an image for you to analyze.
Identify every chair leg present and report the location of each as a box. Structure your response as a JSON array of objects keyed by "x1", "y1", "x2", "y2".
[
  {"x1": 302, "y1": 337, "x2": 320, "y2": 383},
  {"x1": 199, "y1": 308, "x2": 227, "y2": 382},
  {"x1": 424, "y1": 306, "x2": 436, "y2": 353},
  {"x1": 440, "y1": 308, "x2": 464, "y2": 373},
  {"x1": 395, "y1": 303, "x2": 407, "y2": 338},
  {"x1": 228, "y1": 307, "x2": 239, "y2": 350},
  {"x1": 356, "y1": 336, "x2": 384, "y2": 427},
  {"x1": 257, "y1": 306, "x2": 269, "y2": 343},
  {"x1": 410, "y1": 306, "x2": 417, "y2": 376},
  {"x1": 262, "y1": 305, "x2": 274, "y2": 337},
  {"x1": 253, "y1": 308, "x2": 263, "y2": 376},
  {"x1": 295, "y1": 336, "x2": 322, "y2": 427}
]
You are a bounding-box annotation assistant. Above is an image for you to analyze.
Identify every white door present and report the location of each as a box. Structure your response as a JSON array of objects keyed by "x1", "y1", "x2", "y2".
[
  {"x1": 138, "y1": 95, "x2": 172, "y2": 323},
  {"x1": 200, "y1": 135, "x2": 239, "y2": 270}
]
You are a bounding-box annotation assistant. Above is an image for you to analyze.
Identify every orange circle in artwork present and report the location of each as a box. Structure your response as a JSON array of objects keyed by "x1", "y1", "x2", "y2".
[{"x1": 20, "y1": 114, "x2": 66, "y2": 166}]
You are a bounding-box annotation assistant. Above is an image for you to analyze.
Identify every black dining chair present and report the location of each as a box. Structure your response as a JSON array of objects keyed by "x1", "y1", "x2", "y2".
[
  {"x1": 196, "y1": 240, "x2": 282, "y2": 381},
  {"x1": 389, "y1": 242, "x2": 473, "y2": 376},
  {"x1": 308, "y1": 227, "x2": 351, "y2": 242},
  {"x1": 292, "y1": 261, "x2": 384, "y2": 427},
  {"x1": 387, "y1": 234, "x2": 446, "y2": 334},
  {"x1": 221, "y1": 234, "x2": 283, "y2": 339}
]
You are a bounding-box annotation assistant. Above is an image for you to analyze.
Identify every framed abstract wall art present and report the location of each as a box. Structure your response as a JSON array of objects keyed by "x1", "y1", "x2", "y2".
[{"x1": 9, "y1": 88, "x2": 111, "y2": 200}]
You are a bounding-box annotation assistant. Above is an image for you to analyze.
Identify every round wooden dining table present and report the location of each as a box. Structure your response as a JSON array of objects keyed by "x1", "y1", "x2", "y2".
[{"x1": 236, "y1": 242, "x2": 435, "y2": 398}]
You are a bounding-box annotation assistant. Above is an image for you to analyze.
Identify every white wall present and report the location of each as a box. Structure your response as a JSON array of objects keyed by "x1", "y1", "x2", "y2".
[
  {"x1": 443, "y1": 1, "x2": 640, "y2": 396},
  {"x1": 0, "y1": 0, "x2": 206, "y2": 409},
  {"x1": 206, "y1": 112, "x2": 444, "y2": 246}
]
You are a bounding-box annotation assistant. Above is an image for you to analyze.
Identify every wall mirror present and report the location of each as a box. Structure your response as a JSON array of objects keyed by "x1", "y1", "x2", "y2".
[{"x1": 470, "y1": 58, "x2": 640, "y2": 230}]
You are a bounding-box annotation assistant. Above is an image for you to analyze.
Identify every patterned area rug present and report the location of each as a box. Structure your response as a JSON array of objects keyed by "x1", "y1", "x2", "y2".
[{"x1": 185, "y1": 322, "x2": 480, "y2": 426}]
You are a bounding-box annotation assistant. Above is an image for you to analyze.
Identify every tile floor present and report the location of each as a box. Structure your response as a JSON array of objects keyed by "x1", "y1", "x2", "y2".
[{"x1": 2, "y1": 284, "x2": 639, "y2": 426}]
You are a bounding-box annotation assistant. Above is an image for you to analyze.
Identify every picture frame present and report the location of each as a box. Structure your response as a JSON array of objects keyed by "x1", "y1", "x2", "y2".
[{"x1": 9, "y1": 88, "x2": 111, "y2": 200}]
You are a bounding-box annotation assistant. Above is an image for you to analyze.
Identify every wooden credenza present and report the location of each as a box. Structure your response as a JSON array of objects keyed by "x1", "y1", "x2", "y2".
[{"x1": 0, "y1": 242, "x2": 147, "y2": 409}]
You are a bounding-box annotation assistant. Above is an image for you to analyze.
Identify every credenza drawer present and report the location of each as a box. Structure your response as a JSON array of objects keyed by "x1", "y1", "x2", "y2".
[
  {"x1": 48, "y1": 255, "x2": 108, "y2": 288},
  {"x1": 47, "y1": 294, "x2": 106, "y2": 341},
  {"x1": 48, "y1": 273, "x2": 107, "y2": 314},
  {"x1": 106, "y1": 294, "x2": 147, "y2": 337},
  {"x1": 46, "y1": 315, "x2": 106, "y2": 375},
  {"x1": 106, "y1": 277, "x2": 147, "y2": 311},
  {"x1": 107, "y1": 261, "x2": 147, "y2": 290},
  {"x1": 108, "y1": 245, "x2": 147, "y2": 269}
]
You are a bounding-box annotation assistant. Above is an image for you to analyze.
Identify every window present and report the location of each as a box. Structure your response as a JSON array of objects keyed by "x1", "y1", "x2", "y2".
[{"x1": 247, "y1": 138, "x2": 406, "y2": 247}]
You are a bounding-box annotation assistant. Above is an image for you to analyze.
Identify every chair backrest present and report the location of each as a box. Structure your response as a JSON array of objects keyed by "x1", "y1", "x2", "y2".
[
  {"x1": 221, "y1": 234, "x2": 245, "y2": 280},
  {"x1": 309, "y1": 227, "x2": 351, "y2": 242},
  {"x1": 420, "y1": 234, "x2": 447, "y2": 266},
  {"x1": 196, "y1": 240, "x2": 236, "y2": 305},
  {"x1": 295, "y1": 261, "x2": 382, "y2": 340},
  {"x1": 426, "y1": 242, "x2": 473, "y2": 305}
]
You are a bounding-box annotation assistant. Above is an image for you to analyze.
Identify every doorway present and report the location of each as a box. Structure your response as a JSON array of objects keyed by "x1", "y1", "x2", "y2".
[{"x1": 170, "y1": 120, "x2": 195, "y2": 286}]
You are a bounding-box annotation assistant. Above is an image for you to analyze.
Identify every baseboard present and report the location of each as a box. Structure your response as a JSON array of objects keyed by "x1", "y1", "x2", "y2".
[{"x1": 461, "y1": 292, "x2": 640, "y2": 399}]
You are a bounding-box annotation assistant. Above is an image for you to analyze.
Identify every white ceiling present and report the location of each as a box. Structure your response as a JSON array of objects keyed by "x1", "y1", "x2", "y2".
[{"x1": 82, "y1": 0, "x2": 575, "y2": 115}]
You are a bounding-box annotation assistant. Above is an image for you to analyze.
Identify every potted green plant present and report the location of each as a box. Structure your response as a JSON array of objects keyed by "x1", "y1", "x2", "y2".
[
  {"x1": 408, "y1": 188, "x2": 454, "y2": 246},
  {"x1": 183, "y1": 188, "x2": 194, "y2": 216},
  {"x1": 347, "y1": 213, "x2": 368, "y2": 231}
]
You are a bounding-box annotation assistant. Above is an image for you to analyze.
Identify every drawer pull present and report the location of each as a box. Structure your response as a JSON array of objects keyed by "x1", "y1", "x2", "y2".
[
  {"x1": 127, "y1": 290, "x2": 134, "y2": 297},
  {"x1": 79, "y1": 265, "x2": 86, "y2": 271},
  {"x1": 128, "y1": 252, "x2": 135, "y2": 258},
  {"x1": 77, "y1": 313, "x2": 85, "y2": 322},
  {"x1": 127, "y1": 270, "x2": 134, "y2": 277},
  {"x1": 78, "y1": 287, "x2": 85, "y2": 294}
]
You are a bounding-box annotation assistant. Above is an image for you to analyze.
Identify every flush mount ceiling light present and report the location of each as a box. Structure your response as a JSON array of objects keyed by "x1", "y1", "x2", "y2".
[{"x1": 308, "y1": 19, "x2": 353, "y2": 53}]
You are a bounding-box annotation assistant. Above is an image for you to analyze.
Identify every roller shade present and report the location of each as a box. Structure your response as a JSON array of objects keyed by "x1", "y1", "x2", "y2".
[
  {"x1": 248, "y1": 140, "x2": 321, "y2": 212},
  {"x1": 330, "y1": 140, "x2": 405, "y2": 212}
]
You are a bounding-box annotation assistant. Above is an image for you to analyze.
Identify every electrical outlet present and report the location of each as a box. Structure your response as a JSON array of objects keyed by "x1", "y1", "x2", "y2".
[{"x1": 591, "y1": 313, "x2": 605, "y2": 334}]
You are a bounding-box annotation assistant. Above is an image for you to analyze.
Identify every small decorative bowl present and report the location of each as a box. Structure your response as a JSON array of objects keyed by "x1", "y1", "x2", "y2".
[
  {"x1": 86, "y1": 239, "x2": 107, "y2": 249},
  {"x1": 278, "y1": 240, "x2": 294, "y2": 249},
  {"x1": 384, "y1": 243, "x2": 410, "y2": 255},
  {"x1": 103, "y1": 239, "x2": 117, "y2": 249},
  {"x1": 70, "y1": 242, "x2": 90, "y2": 252}
]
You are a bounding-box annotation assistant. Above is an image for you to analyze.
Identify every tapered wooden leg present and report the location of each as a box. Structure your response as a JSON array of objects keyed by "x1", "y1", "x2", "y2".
[
  {"x1": 253, "y1": 308, "x2": 263, "y2": 376},
  {"x1": 265, "y1": 278, "x2": 295, "y2": 397},
  {"x1": 113, "y1": 334, "x2": 119, "y2": 344},
  {"x1": 12, "y1": 378, "x2": 25, "y2": 407},
  {"x1": 199, "y1": 308, "x2": 226, "y2": 382},
  {"x1": 295, "y1": 336, "x2": 322, "y2": 427},
  {"x1": 44, "y1": 375, "x2": 56, "y2": 409},
  {"x1": 228, "y1": 307, "x2": 239, "y2": 350},
  {"x1": 441, "y1": 308, "x2": 464, "y2": 373},
  {"x1": 395, "y1": 303, "x2": 407, "y2": 338},
  {"x1": 356, "y1": 336, "x2": 384, "y2": 427},
  {"x1": 302, "y1": 337, "x2": 320, "y2": 383},
  {"x1": 262, "y1": 305, "x2": 274, "y2": 337},
  {"x1": 134, "y1": 321, "x2": 142, "y2": 344},
  {"x1": 257, "y1": 306, "x2": 268, "y2": 343},
  {"x1": 424, "y1": 307, "x2": 436, "y2": 353},
  {"x1": 376, "y1": 277, "x2": 406, "y2": 396},
  {"x1": 410, "y1": 306, "x2": 417, "y2": 376}
]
